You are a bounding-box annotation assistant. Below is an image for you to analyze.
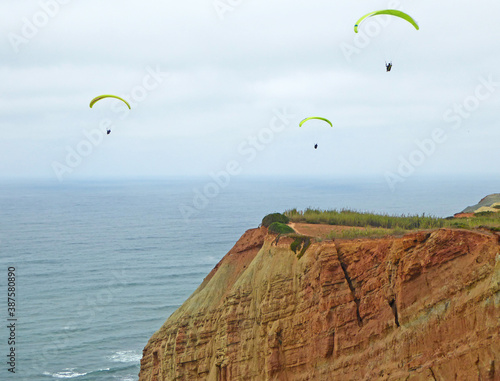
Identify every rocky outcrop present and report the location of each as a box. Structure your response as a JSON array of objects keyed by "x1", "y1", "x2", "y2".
[
  {"x1": 453, "y1": 212, "x2": 475, "y2": 218},
  {"x1": 139, "y1": 227, "x2": 500, "y2": 381}
]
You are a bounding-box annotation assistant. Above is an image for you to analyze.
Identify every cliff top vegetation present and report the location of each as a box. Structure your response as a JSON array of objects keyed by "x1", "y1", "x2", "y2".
[{"x1": 283, "y1": 208, "x2": 500, "y2": 238}]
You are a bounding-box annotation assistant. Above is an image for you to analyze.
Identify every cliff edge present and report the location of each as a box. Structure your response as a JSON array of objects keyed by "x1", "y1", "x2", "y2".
[{"x1": 139, "y1": 227, "x2": 500, "y2": 380}]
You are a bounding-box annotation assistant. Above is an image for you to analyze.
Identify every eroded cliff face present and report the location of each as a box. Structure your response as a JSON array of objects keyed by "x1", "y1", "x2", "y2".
[{"x1": 139, "y1": 227, "x2": 500, "y2": 381}]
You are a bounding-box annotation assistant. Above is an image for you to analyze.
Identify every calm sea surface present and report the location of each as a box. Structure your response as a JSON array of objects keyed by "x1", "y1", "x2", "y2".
[{"x1": 1, "y1": 176, "x2": 499, "y2": 380}]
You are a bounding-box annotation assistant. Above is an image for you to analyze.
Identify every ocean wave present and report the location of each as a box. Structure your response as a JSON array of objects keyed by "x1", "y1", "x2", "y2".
[
  {"x1": 112, "y1": 375, "x2": 137, "y2": 381},
  {"x1": 43, "y1": 367, "x2": 112, "y2": 379},
  {"x1": 43, "y1": 368, "x2": 88, "y2": 378},
  {"x1": 108, "y1": 350, "x2": 142, "y2": 363},
  {"x1": 62, "y1": 325, "x2": 90, "y2": 333}
]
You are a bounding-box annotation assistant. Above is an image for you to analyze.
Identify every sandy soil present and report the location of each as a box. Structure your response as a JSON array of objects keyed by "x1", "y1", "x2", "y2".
[{"x1": 288, "y1": 222, "x2": 386, "y2": 239}]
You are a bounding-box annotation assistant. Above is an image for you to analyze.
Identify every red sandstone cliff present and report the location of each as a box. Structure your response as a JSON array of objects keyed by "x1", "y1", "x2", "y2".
[{"x1": 139, "y1": 227, "x2": 500, "y2": 380}]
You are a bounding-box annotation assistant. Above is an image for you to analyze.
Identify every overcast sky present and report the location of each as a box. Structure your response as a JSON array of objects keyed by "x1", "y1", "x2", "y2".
[{"x1": 1, "y1": 0, "x2": 499, "y2": 183}]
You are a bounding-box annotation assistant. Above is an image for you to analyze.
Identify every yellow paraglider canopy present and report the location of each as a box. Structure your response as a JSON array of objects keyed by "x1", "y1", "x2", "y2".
[
  {"x1": 299, "y1": 117, "x2": 333, "y2": 128},
  {"x1": 89, "y1": 95, "x2": 131, "y2": 109},
  {"x1": 354, "y1": 10, "x2": 419, "y2": 33}
]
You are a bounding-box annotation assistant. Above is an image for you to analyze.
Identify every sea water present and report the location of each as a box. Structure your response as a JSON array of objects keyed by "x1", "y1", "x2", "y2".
[{"x1": 1, "y1": 175, "x2": 499, "y2": 380}]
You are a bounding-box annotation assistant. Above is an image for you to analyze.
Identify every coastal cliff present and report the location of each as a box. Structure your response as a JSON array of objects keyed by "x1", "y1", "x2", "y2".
[{"x1": 139, "y1": 226, "x2": 500, "y2": 380}]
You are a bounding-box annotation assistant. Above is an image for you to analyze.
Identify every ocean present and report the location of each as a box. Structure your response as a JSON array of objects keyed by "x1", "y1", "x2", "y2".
[{"x1": 1, "y1": 175, "x2": 499, "y2": 380}]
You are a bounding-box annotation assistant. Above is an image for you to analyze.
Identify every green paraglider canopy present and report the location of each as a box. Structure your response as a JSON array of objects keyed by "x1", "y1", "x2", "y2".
[
  {"x1": 354, "y1": 10, "x2": 419, "y2": 33},
  {"x1": 299, "y1": 117, "x2": 333, "y2": 128},
  {"x1": 89, "y1": 95, "x2": 131, "y2": 109}
]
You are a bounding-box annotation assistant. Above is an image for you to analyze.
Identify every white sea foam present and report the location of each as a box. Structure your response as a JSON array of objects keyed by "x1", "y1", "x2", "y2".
[
  {"x1": 204, "y1": 255, "x2": 217, "y2": 263},
  {"x1": 109, "y1": 350, "x2": 142, "y2": 363},
  {"x1": 43, "y1": 368, "x2": 87, "y2": 378}
]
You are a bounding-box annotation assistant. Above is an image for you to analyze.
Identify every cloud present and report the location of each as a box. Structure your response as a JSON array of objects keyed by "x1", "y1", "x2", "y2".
[{"x1": 1, "y1": 0, "x2": 500, "y2": 180}]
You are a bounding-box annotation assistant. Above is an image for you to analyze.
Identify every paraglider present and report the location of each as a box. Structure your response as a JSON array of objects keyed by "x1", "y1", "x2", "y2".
[
  {"x1": 354, "y1": 10, "x2": 419, "y2": 71},
  {"x1": 89, "y1": 95, "x2": 131, "y2": 109},
  {"x1": 299, "y1": 117, "x2": 333, "y2": 149},
  {"x1": 90, "y1": 95, "x2": 130, "y2": 136}
]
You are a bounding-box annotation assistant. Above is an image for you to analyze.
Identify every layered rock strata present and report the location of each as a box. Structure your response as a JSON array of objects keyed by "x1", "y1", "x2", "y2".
[{"x1": 139, "y1": 227, "x2": 500, "y2": 380}]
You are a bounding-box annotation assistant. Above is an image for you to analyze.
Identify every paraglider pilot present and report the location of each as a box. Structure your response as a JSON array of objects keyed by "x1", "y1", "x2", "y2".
[
  {"x1": 107, "y1": 129, "x2": 111, "y2": 135},
  {"x1": 314, "y1": 144, "x2": 318, "y2": 149},
  {"x1": 385, "y1": 61, "x2": 392, "y2": 72}
]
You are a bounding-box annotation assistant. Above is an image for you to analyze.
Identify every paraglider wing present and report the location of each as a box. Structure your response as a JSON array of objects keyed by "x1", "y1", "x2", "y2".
[
  {"x1": 354, "y1": 10, "x2": 419, "y2": 33},
  {"x1": 299, "y1": 117, "x2": 333, "y2": 128},
  {"x1": 89, "y1": 95, "x2": 131, "y2": 109}
]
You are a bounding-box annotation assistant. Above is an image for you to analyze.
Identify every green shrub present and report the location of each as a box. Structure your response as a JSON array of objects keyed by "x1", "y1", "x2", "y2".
[
  {"x1": 297, "y1": 237, "x2": 311, "y2": 259},
  {"x1": 268, "y1": 222, "x2": 295, "y2": 234},
  {"x1": 290, "y1": 238, "x2": 302, "y2": 253},
  {"x1": 262, "y1": 213, "x2": 289, "y2": 227},
  {"x1": 475, "y1": 211, "x2": 496, "y2": 217},
  {"x1": 448, "y1": 222, "x2": 469, "y2": 229},
  {"x1": 290, "y1": 235, "x2": 311, "y2": 259}
]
